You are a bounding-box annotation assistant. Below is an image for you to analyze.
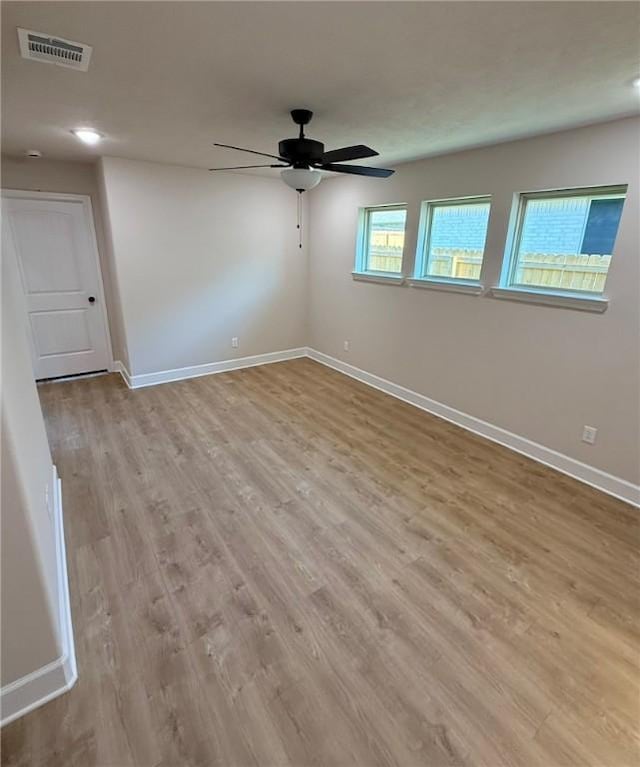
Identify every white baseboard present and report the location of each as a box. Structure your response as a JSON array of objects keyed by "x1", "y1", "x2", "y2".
[
  {"x1": 1, "y1": 466, "x2": 77, "y2": 727},
  {"x1": 113, "y1": 359, "x2": 133, "y2": 388},
  {"x1": 114, "y1": 347, "x2": 307, "y2": 390},
  {"x1": 306, "y1": 348, "x2": 640, "y2": 508}
]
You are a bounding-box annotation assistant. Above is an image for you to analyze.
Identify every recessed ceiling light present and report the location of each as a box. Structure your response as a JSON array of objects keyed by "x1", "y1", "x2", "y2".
[{"x1": 72, "y1": 128, "x2": 102, "y2": 145}]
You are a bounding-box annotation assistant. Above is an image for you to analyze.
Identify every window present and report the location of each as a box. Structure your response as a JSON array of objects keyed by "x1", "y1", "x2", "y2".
[
  {"x1": 503, "y1": 186, "x2": 626, "y2": 295},
  {"x1": 415, "y1": 197, "x2": 491, "y2": 283},
  {"x1": 355, "y1": 205, "x2": 407, "y2": 276}
]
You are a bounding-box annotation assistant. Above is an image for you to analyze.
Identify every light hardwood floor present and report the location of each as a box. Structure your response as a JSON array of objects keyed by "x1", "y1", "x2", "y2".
[{"x1": 2, "y1": 358, "x2": 639, "y2": 767}]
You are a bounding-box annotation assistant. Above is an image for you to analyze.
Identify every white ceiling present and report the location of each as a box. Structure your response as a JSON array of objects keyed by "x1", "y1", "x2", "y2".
[{"x1": 2, "y1": 2, "x2": 639, "y2": 174}]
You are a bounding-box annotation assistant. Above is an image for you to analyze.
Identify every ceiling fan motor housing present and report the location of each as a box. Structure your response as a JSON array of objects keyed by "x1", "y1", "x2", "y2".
[{"x1": 278, "y1": 137, "x2": 325, "y2": 168}]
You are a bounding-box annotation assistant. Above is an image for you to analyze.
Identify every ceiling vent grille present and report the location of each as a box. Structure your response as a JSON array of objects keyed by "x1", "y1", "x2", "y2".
[{"x1": 18, "y1": 28, "x2": 92, "y2": 71}]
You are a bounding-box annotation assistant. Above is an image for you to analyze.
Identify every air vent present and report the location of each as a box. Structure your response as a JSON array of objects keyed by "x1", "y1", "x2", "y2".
[{"x1": 18, "y1": 28, "x2": 92, "y2": 71}]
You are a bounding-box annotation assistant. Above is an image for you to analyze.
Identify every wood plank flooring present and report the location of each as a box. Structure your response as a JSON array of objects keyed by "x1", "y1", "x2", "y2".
[{"x1": 2, "y1": 358, "x2": 639, "y2": 766}]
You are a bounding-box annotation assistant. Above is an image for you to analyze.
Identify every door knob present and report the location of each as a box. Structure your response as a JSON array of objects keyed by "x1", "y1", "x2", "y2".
[{"x1": 88, "y1": 296, "x2": 96, "y2": 303}]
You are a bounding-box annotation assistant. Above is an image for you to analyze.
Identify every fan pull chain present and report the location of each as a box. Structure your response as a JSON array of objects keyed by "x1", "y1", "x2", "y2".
[{"x1": 297, "y1": 191, "x2": 303, "y2": 249}]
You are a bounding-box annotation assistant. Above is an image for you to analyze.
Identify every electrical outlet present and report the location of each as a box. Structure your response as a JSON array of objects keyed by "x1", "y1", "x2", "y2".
[
  {"x1": 343, "y1": 340, "x2": 350, "y2": 352},
  {"x1": 231, "y1": 337, "x2": 239, "y2": 349},
  {"x1": 582, "y1": 425, "x2": 597, "y2": 445}
]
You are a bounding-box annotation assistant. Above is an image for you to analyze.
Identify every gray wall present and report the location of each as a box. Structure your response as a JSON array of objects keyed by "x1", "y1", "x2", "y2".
[
  {"x1": 308, "y1": 117, "x2": 640, "y2": 484},
  {"x1": 99, "y1": 157, "x2": 308, "y2": 376},
  {"x1": 1, "y1": 222, "x2": 62, "y2": 686}
]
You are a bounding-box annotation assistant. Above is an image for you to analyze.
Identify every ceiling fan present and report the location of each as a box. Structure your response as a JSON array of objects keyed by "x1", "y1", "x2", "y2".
[{"x1": 209, "y1": 109, "x2": 394, "y2": 192}]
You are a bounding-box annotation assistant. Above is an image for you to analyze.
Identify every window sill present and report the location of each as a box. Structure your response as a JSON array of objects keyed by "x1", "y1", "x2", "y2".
[
  {"x1": 408, "y1": 277, "x2": 483, "y2": 296},
  {"x1": 489, "y1": 286, "x2": 608, "y2": 313},
  {"x1": 352, "y1": 271, "x2": 406, "y2": 285}
]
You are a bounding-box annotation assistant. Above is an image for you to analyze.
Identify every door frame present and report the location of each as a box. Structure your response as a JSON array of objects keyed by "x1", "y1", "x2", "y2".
[{"x1": 1, "y1": 189, "x2": 115, "y2": 376}]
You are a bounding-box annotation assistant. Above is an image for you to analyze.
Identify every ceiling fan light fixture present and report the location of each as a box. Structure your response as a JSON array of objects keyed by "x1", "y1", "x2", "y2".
[{"x1": 281, "y1": 167, "x2": 322, "y2": 192}]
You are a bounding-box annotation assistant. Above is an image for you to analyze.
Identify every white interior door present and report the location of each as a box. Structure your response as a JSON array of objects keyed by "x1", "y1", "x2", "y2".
[{"x1": 4, "y1": 195, "x2": 111, "y2": 380}]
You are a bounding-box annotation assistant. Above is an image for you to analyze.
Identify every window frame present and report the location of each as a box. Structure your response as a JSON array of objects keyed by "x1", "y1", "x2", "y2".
[
  {"x1": 499, "y1": 185, "x2": 627, "y2": 300},
  {"x1": 413, "y1": 195, "x2": 492, "y2": 289},
  {"x1": 353, "y1": 203, "x2": 408, "y2": 280}
]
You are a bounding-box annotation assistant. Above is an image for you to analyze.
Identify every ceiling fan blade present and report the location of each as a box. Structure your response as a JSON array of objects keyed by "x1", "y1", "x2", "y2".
[
  {"x1": 209, "y1": 164, "x2": 289, "y2": 171},
  {"x1": 320, "y1": 163, "x2": 394, "y2": 178},
  {"x1": 213, "y1": 142, "x2": 287, "y2": 162},
  {"x1": 321, "y1": 144, "x2": 379, "y2": 163}
]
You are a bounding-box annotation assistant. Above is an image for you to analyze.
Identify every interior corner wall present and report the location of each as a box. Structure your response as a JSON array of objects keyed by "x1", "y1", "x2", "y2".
[
  {"x1": 95, "y1": 159, "x2": 131, "y2": 370},
  {"x1": 307, "y1": 117, "x2": 640, "y2": 486},
  {"x1": 1, "y1": 224, "x2": 61, "y2": 687},
  {"x1": 0, "y1": 155, "x2": 127, "y2": 365},
  {"x1": 98, "y1": 156, "x2": 308, "y2": 377}
]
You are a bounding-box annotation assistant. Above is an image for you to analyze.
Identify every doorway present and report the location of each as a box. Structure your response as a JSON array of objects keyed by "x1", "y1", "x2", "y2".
[{"x1": 3, "y1": 191, "x2": 112, "y2": 380}]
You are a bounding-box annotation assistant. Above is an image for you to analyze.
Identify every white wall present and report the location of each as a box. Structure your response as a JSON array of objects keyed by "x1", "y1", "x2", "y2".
[
  {"x1": 1, "y1": 155, "x2": 127, "y2": 364},
  {"x1": 99, "y1": 157, "x2": 308, "y2": 376},
  {"x1": 1, "y1": 222, "x2": 62, "y2": 686},
  {"x1": 308, "y1": 117, "x2": 640, "y2": 485}
]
